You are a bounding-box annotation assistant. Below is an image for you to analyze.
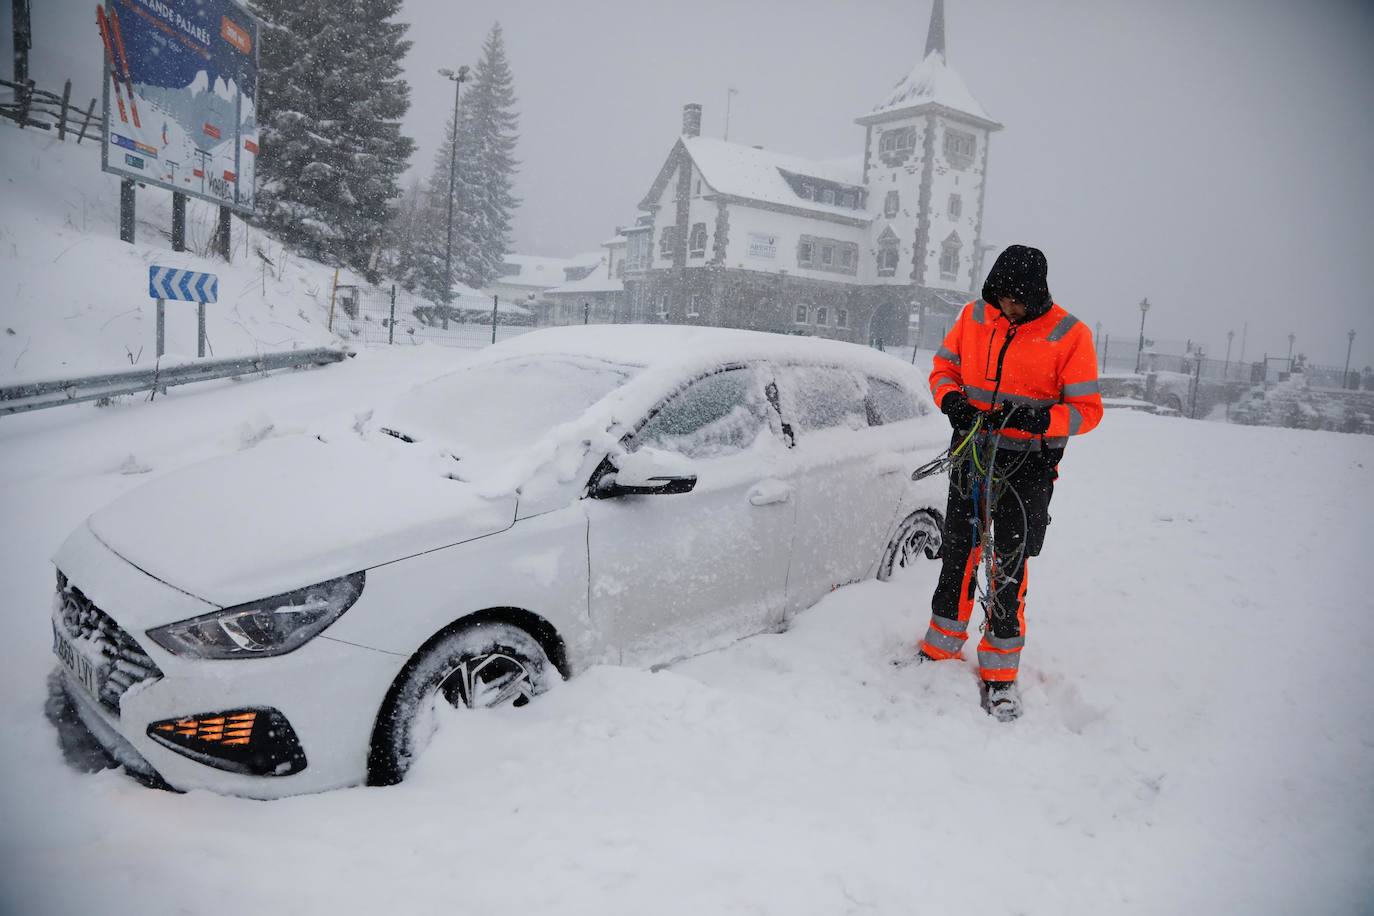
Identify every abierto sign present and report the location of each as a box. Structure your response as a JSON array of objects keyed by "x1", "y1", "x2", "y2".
[{"x1": 97, "y1": 0, "x2": 260, "y2": 214}]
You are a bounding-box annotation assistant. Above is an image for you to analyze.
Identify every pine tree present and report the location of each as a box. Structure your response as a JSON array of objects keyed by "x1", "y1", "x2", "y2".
[
  {"x1": 408, "y1": 22, "x2": 519, "y2": 304},
  {"x1": 462, "y1": 23, "x2": 521, "y2": 289},
  {"x1": 251, "y1": 0, "x2": 415, "y2": 277}
]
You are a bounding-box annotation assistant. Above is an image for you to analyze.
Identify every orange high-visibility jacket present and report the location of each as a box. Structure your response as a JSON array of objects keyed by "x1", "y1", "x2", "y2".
[{"x1": 930, "y1": 300, "x2": 1103, "y2": 450}]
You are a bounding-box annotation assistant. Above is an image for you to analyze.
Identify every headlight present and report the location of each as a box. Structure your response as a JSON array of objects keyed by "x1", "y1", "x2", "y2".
[{"x1": 147, "y1": 572, "x2": 365, "y2": 660}]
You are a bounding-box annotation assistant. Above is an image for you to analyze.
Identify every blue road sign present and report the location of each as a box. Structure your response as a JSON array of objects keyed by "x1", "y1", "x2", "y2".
[{"x1": 148, "y1": 266, "x2": 218, "y2": 303}]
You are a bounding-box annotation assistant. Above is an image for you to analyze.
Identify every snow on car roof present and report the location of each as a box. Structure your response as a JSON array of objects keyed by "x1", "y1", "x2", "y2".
[{"x1": 438, "y1": 325, "x2": 936, "y2": 502}]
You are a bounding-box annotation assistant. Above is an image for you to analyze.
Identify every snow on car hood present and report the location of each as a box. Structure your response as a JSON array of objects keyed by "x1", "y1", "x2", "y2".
[{"x1": 86, "y1": 434, "x2": 517, "y2": 607}]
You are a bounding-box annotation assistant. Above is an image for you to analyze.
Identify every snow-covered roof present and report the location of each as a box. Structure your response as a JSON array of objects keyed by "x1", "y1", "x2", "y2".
[
  {"x1": 545, "y1": 271, "x2": 623, "y2": 296},
  {"x1": 682, "y1": 137, "x2": 870, "y2": 221},
  {"x1": 601, "y1": 234, "x2": 627, "y2": 248},
  {"x1": 860, "y1": 50, "x2": 999, "y2": 128},
  {"x1": 494, "y1": 254, "x2": 579, "y2": 289},
  {"x1": 568, "y1": 250, "x2": 605, "y2": 268}
]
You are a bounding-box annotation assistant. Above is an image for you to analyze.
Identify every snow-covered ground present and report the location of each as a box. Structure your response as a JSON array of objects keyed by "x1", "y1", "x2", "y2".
[{"x1": 1, "y1": 343, "x2": 1371, "y2": 914}]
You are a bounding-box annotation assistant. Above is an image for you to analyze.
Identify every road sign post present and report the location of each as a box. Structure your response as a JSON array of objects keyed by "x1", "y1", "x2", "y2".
[{"x1": 149, "y1": 265, "x2": 219, "y2": 357}]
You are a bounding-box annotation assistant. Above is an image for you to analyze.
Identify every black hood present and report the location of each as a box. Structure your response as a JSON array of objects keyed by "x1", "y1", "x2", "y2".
[{"x1": 982, "y1": 244, "x2": 1053, "y2": 322}]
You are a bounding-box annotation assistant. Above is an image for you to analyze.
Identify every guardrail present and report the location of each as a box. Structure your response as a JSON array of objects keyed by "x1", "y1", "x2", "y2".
[{"x1": 0, "y1": 348, "x2": 350, "y2": 416}]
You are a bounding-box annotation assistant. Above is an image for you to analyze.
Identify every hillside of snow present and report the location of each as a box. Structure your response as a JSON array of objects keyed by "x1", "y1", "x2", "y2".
[
  {"x1": 0, "y1": 343, "x2": 1370, "y2": 914},
  {"x1": 0, "y1": 122, "x2": 350, "y2": 382}
]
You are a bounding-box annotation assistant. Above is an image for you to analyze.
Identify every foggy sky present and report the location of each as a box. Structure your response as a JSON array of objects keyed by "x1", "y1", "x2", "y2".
[{"x1": 11, "y1": 0, "x2": 1374, "y2": 365}]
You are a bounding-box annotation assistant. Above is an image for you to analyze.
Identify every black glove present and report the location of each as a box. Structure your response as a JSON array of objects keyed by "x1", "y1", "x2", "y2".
[
  {"x1": 989, "y1": 403, "x2": 1052, "y2": 434},
  {"x1": 940, "y1": 391, "x2": 981, "y2": 431}
]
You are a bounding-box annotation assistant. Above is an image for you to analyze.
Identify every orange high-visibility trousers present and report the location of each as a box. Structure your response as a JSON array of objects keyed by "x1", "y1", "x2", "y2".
[{"x1": 918, "y1": 445, "x2": 1055, "y2": 682}]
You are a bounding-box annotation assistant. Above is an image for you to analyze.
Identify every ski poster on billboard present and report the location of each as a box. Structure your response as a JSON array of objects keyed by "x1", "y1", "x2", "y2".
[{"x1": 97, "y1": 0, "x2": 260, "y2": 214}]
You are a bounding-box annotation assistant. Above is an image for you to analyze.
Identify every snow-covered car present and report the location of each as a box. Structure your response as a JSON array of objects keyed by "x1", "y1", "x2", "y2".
[{"x1": 49, "y1": 326, "x2": 949, "y2": 797}]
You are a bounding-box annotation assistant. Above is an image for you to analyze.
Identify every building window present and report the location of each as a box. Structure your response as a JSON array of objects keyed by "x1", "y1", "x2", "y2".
[
  {"x1": 689, "y1": 222, "x2": 707, "y2": 258},
  {"x1": 944, "y1": 128, "x2": 976, "y2": 169},
  {"x1": 795, "y1": 304, "x2": 809, "y2": 324},
  {"x1": 839, "y1": 248, "x2": 853, "y2": 269},
  {"x1": 836, "y1": 308, "x2": 849, "y2": 329},
  {"x1": 879, "y1": 127, "x2": 916, "y2": 157},
  {"x1": 659, "y1": 226, "x2": 675, "y2": 258},
  {"x1": 884, "y1": 190, "x2": 900, "y2": 218},
  {"x1": 800, "y1": 182, "x2": 815, "y2": 200},
  {"x1": 948, "y1": 193, "x2": 962, "y2": 220},
  {"x1": 877, "y1": 230, "x2": 901, "y2": 277},
  {"x1": 616, "y1": 260, "x2": 625, "y2": 279},
  {"x1": 821, "y1": 188, "x2": 835, "y2": 205},
  {"x1": 687, "y1": 295, "x2": 701, "y2": 318},
  {"x1": 695, "y1": 179, "x2": 701, "y2": 195},
  {"x1": 940, "y1": 232, "x2": 962, "y2": 280},
  {"x1": 816, "y1": 306, "x2": 829, "y2": 326},
  {"x1": 657, "y1": 294, "x2": 671, "y2": 321},
  {"x1": 820, "y1": 245, "x2": 834, "y2": 267},
  {"x1": 798, "y1": 239, "x2": 813, "y2": 265},
  {"x1": 840, "y1": 191, "x2": 856, "y2": 209}
]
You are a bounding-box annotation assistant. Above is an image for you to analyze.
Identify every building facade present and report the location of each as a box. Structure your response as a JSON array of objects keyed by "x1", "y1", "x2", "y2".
[{"x1": 620, "y1": 0, "x2": 1001, "y2": 347}]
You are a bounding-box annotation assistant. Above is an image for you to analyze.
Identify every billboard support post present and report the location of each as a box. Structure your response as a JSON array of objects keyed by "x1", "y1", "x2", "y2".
[
  {"x1": 172, "y1": 192, "x2": 186, "y2": 251},
  {"x1": 119, "y1": 178, "x2": 135, "y2": 244},
  {"x1": 217, "y1": 206, "x2": 231, "y2": 261}
]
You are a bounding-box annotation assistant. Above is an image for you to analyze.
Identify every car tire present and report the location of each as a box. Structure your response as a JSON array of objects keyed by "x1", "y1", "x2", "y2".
[
  {"x1": 876, "y1": 508, "x2": 943, "y2": 581},
  {"x1": 368, "y1": 620, "x2": 556, "y2": 785}
]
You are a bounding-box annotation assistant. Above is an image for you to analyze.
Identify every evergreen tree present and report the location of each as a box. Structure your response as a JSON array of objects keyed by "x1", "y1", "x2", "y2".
[
  {"x1": 462, "y1": 23, "x2": 521, "y2": 289},
  {"x1": 251, "y1": 0, "x2": 415, "y2": 277},
  {"x1": 408, "y1": 22, "x2": 519, "y2": 304}
]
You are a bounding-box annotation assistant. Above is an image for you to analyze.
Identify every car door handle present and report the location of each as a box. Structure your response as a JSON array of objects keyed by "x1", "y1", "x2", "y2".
[
  {"x1": 874, "y1": 453, "x2": 911, "y2": 476},
  {"x1": 748, "y1": 480, "x2": 792, "y2": 506}
]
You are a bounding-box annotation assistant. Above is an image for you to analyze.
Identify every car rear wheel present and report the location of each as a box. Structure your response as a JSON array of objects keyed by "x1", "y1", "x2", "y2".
[
  {"x1": 368, "y1": 621, "x2": 555, "y2": 785},
  {"x1": 877, "y1": 509, "x2": 943, "y2": 581}
]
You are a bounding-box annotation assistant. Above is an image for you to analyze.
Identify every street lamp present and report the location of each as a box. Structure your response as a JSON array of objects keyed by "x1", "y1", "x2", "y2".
[
  {"x1": 1345, "y1": 329, "x2": 1357, "y2": 389},
  {"x1": 1134, "y1": 297, "x2": 1151, "y2": 374},
  {"x1": 439, "y1": 65, "x2": 470, "y2": 313},
  {"x1": 1287, "y1": 332, "x2": 1296, "y2": 369},
  {"x1": 1225, "y1": 329, "x2": 1234, "y2": 377}
]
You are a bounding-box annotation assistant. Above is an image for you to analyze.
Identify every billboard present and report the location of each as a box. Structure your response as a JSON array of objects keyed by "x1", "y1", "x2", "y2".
[{"x1": 97, "y1": 0, "x2": 259, "y2": 213}]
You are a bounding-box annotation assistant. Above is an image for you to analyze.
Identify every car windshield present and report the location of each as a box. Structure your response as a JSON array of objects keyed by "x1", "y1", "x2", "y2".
[{"x1": 386, "y1": 356, "x2": 639, "y2": 453}]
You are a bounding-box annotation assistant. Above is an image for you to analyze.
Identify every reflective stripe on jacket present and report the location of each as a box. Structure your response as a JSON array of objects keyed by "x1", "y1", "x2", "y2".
[{"x1": 930, "y1": 300, "x2": 1102, "y2": 448}]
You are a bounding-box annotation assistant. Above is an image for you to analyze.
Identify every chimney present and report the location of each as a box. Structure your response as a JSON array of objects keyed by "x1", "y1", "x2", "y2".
[{"x1": 682, "y1": 103, "x2": 702, "y2": 138}]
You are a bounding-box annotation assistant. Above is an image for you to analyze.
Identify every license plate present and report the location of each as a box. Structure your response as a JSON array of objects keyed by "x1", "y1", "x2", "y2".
[{"x1": 53, "y1": 621, "x2": 105, "y2": 701}]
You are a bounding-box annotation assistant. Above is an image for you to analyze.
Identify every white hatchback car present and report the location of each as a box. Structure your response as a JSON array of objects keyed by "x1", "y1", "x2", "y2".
[{"x1": 51, "y1": 326, "x2": 949, "y2": 797}]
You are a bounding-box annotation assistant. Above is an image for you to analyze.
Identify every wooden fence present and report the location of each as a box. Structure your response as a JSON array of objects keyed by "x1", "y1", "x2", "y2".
[{"x1": 0, "y1": 77, "x2": 102, "y2": 144}]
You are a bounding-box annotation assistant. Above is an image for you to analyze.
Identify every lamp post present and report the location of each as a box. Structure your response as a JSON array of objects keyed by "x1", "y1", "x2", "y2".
[
  {"x1": 1345, "y1": 329, "x2": 1357, "y2": 389},
  {"x1": 439, "y1": 65, "x2": 470, "y2": 313},
  {"x1": 1134, "y1": 297, "x2": 1151, "y2": 373},
  {"x1": 1225, "y1": 329, "x2": 1234, "y2": 377},
  {"x1": 1286, "y1": 332, "x2": 1296, "y2": 370}
]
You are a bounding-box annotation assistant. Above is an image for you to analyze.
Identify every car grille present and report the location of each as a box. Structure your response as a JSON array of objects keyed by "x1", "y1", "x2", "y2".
[{"x1": 56, "y1": 571, "x2": 163, "y2": 716}]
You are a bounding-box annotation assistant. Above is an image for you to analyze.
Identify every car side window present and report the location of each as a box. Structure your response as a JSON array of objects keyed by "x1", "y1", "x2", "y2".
[
  {"x1": 781, "y1": 366, "x2": 869, "y2": 433},
  {"x1": 865, "y1": 376, "x2": 922, "y2": 425},
  {"x1": 630, "y1": 367, "x2": 773, "y2": 460}
]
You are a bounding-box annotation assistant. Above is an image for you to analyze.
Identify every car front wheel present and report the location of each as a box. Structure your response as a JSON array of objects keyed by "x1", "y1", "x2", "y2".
[{"x1": 369, "y1": 620, "x2": 556, "y2": 785}]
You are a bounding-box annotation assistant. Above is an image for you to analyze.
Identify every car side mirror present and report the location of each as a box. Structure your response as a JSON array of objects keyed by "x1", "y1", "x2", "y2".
[{"x1": 595, "y1": 448, "x2": 698, "y2": 498}]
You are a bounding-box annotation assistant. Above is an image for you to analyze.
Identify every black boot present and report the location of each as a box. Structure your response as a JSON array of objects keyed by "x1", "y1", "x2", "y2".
[{"x1": 980, "y1": 680, "x2": 1022, "y2": 722}]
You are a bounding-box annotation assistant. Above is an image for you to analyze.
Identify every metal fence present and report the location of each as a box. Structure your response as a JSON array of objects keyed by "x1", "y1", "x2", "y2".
[{"x1": 327, "y1": 279, "x2": 539, "y2": 349}]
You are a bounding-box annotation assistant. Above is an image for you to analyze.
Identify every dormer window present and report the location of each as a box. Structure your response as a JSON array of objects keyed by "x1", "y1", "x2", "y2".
[{"x1": 821, "y1": 188, "x2": 835, "y2": 205}]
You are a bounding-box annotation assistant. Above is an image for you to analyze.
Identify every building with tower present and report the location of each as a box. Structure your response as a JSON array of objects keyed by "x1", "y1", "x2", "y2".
[{"x1": 619, "y1": 0, "x2": 1001, "y2": 347}]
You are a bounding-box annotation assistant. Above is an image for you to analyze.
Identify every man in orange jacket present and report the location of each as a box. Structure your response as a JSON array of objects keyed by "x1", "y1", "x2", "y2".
[{"x1": 917, "y1": 245, "x2": 1102, "y2": 721}]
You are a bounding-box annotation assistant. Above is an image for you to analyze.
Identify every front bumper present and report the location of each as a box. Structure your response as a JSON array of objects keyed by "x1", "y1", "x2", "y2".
[{"x1": 50, "y1": 527, "x2": 406, "y2": 799}]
